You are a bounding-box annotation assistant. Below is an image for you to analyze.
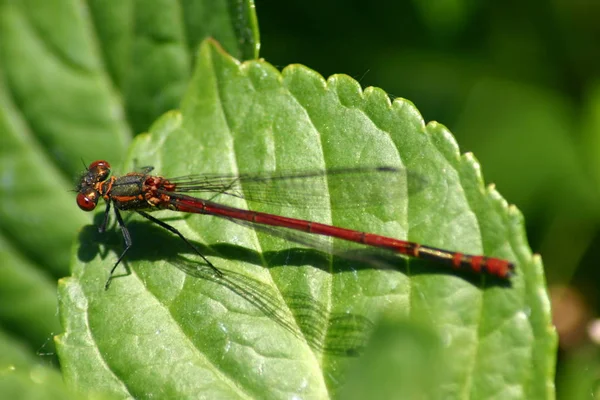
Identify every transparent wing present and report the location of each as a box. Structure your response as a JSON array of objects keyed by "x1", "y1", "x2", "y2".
[{"x1": 167, "y1": 166, "x2": 424, "y2": 210}]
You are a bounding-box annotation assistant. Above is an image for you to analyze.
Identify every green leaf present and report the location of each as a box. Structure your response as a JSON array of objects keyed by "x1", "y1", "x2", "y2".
[
  {"x1": 338, "y1": 316, "x2": 444, "y2": 399},
  {"x1": 0, "y1": 0, "x2": 260, "y2": 269},
  {"x1": 88, "y1": 0, "x2": 260, "y2": 134},
  {"x1": 0, "y1": 0, "x2": 260, "y2": 378},
  {"x1": 57, "y1": 40, "x2": 556, "y2": 399},
  {"x1": 0, "y1": 234, "x2": 61, "y2": 356}
]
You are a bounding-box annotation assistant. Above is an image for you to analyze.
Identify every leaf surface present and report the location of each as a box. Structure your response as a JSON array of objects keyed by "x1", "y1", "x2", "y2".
[
  {"x1": 57, "y1": 40, "x2": 555, "y2": 399},
  {"x1": 0, "y1": 0, "x2": 259, "y2": 376}
]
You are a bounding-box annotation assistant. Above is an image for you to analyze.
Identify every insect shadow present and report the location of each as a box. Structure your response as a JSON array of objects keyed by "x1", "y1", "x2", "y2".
[
  {"x1": 77, "y1": 215, "x2": 382, "y2": 357},
  {"x1": 77, "y1": 212, "x2": 513, "y2": 354},
  {"x1": 78, "y1": 211, "x2": 511, "y2": 292}
]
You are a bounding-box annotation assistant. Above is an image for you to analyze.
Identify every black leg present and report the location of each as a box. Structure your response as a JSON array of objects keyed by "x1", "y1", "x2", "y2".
[
  {"x1": 99, "y1": 200, "x2": 111, "y2": 233},
  {"x1": 105, "y1": 206, "x2": 133, "y2": 290},
  {"x1": 136, "y1": 210, "x2": 223, "y2": 277}
]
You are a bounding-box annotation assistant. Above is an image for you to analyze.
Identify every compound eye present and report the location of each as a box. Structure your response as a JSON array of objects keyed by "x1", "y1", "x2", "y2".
[
  {"x1": 89, "y1": 160, "x2": 111, "y2": 170},
  {"x1": 76, "y1": 188, "x2": 99, "y2": 211},
  {"x1": 88, "y1": 160, "x2": 111, "y2": 181}
]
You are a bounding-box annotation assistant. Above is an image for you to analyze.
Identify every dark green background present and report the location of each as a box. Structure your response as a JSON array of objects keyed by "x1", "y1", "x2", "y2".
[{"x1": 256, "y1": 1, "x2": 598, "y2": 397}]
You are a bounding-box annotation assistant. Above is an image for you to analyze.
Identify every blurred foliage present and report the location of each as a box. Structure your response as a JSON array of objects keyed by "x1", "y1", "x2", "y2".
[{"x1": 256, "y1": 0, "x2": 600, "y2": 397}]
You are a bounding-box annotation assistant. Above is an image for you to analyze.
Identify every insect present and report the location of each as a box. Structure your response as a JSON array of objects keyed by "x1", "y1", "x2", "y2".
[{"x1": 76, "y1": 160, "x2": 514, "y2": 288}]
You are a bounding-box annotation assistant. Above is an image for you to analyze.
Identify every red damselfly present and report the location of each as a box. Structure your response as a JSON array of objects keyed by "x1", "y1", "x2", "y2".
[{"x1": 76, "y1": 160, "x2": 514, "y2": 288}]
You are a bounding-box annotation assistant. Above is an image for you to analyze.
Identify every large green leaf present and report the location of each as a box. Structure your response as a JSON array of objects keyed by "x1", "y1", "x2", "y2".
[
  {"x1": 88, "y1": 0, "x2": 260, "y2": 134},
  {"x1": 0, "y1": 0, "x2": 259, "y2": 377},
  {"x1": 57, "y1": 40, "x2": 556, "y2": 399}
]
